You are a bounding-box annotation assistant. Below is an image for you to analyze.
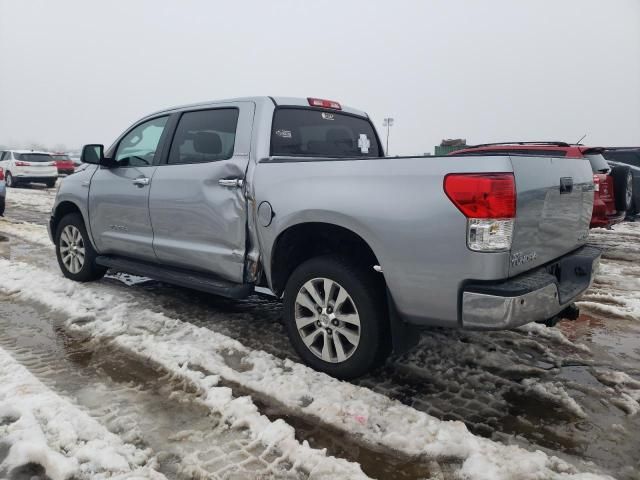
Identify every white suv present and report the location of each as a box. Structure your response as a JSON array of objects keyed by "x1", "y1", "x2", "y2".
[{"x1": 0, "y1": 150, "x2": 58, "y2": 188}]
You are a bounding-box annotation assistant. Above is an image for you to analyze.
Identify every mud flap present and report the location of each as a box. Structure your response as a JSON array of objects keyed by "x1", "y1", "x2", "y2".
[{"x1": 387, "y1": 288, "x2": 421, "y2": 355}]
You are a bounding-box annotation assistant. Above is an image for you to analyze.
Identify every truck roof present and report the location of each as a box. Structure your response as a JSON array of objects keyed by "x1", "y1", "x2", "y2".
[{"x1": 148, "y1": 96, "x2": 369, "y2": 119}]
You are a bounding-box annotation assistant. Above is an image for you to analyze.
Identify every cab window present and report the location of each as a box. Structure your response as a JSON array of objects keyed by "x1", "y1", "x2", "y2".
[
  {"x1": 114, "y1": 116, "x2": 168, "y2": 167},
  {"x1": 167, "y1": 109, "x2": 239, "y2": 165}
]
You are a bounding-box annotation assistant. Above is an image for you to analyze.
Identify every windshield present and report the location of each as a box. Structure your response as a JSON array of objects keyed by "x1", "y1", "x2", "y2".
[
  {"x1": 51, "y1": 154, "x2": 71, "y2": 161},
  {"x1": 271, "y1": 108, "x2": 381, "y2": 157},
  {"x1": 16, "y1": 153, "x2": 54, "y2": 163}
]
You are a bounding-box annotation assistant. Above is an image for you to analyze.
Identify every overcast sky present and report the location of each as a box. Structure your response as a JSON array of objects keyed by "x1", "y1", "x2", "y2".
[{"x1": 1, "y1": 0, "x2": 638, "y2": 155}]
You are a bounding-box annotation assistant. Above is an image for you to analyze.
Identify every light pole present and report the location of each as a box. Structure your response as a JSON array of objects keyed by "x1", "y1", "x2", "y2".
[{"x1": 382, "y1": 117, "x2": 394, "y2": 156}]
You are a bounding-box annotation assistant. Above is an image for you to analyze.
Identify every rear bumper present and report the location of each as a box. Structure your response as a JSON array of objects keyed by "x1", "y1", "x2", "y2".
[
  {"x1": 56, "y1": 169, "x2": 75, "y2": 175},
  {"x1": 14, "y1": 175, "x2": 57, "y2": 183},
  {"x1": 461, "y1": 245, "x2": 600, "y2": 329}
]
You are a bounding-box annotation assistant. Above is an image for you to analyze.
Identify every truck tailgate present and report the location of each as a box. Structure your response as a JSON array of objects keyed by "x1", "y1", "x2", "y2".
[{"x1": 509, "y1": 155, "x2": 594, "y2": 276}]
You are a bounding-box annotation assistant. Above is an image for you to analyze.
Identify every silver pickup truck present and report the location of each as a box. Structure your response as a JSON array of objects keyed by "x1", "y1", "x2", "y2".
[{"x1": 49, "y1": 96, "x2": 600, "y2": 378}]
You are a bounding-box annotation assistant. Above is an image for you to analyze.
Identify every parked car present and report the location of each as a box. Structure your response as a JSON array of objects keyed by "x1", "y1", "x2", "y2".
[
  {"x1": 0, "y1": 150, "x2": 58, "y2": 188},
  {"x1": 602, "y1": 147, "x2": 640, "y2": 216},
  {"x1": 449, "y1": 142, "x2": 632, "y2": 228},
  {"x1": 50, "y1": 153, "x2": 76, "y2": 176},
  {"x1": 48, "y1": 97, "x2": 600, "y2": 378},
  {"x1": 0, "y1": 167, "x2": 5, "y2": 216}
]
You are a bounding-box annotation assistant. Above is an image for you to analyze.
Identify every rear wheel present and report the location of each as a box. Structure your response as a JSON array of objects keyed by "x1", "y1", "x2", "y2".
[
  {"x1": 283, "y1": 255, "x2": 389, "y2": 379},
  {"x1": 611, "y1": 166, "x2": 633, "y2": 212},
  {"x1": 0, "y1": 196, "x2": 4, "y2": 216},
  {"x1": 55, "y1": 213, "x2": 106, "y2": 282}
]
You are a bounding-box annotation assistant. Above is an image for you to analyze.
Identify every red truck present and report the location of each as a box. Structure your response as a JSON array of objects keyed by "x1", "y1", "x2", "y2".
[{"x1": 450, "y1": 142, "x2": 633, "y2": 228}]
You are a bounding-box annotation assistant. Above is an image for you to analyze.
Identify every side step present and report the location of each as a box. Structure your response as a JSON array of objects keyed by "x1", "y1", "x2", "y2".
[{"x1": 96, "y1": 255, "x2": 254, "y2": 299}]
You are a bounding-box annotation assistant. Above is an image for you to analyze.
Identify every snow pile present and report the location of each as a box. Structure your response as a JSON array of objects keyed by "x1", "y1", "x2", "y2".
[
  {"x1": 0, "y1": 347, "x2": 164, "y2": 480},
  {"x1": 593, "y1": 369, "x2": 640, "y2": 416},
  {"x1": 0, "y1": 258, "x2": 613, "y2": 480},
  {"x1": 521, "y1": 379, "x2": 587, "y2": 418}
]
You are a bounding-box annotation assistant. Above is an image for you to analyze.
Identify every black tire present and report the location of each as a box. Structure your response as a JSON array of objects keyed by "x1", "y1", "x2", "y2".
[
  {"x1": 611, "y1": 165, "x2": 633, "y2": 212},
  {"x1": 0, "y1": 196, "x2": 4, "y2": 217},
  {"x1": 283, "y1": 255, "x2": 389, "y2": 379},
  {"x1": 5, "y1": 172, "x2": 17, "y2": 188},
  {"x1": 55, "y1": 213, "x2": 107, "y2": 282},
  {"x1": 45, "y1": 179, "x2": 57, "y2": 188}
]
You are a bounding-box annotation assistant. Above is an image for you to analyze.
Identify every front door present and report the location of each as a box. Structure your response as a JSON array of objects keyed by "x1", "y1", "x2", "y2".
[
  {"x1": 88, "y1": 115, "x2": 169, "y2": 261},
  {"x1": 148, "y1": 103, "x2": 254, "y2": 283}
]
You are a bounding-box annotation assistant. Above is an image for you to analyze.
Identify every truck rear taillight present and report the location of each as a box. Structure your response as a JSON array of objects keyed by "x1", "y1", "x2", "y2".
[
  {"x1": 444, "y1": 173, "x2": 516, "y2": 252},
  {"x1": 0, "y1": 167, "x2": 4, "y2": 181},
  {"x1": 592, "y1": 174, "x2": 600, "y2": 192},
  {"x1": 307, "y1": 98, "x2": 342, "y2": 110}
]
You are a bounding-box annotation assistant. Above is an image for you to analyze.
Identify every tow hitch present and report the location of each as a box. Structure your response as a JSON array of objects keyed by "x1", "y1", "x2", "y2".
[{"x1": 537, "y1": 303, "x2": 580, "y2": 327}]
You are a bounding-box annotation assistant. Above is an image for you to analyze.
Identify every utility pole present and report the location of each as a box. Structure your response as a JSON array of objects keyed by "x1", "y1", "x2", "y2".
[{"x1": 382, "y1": 117, "x2": 394, "y2": 156}]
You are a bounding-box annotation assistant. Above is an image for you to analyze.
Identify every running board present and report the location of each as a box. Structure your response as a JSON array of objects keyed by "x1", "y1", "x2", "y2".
[{"x1": 96, "y1": 255, "x2": 254, "y2": 299}]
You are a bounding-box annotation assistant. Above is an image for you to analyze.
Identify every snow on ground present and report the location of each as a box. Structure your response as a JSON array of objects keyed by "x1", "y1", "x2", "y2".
[
  {"x1": 0, "y1": 346, "x2": 165, "y2": 480},
  {"x1": 4, "y1": 186, "x2": 56, "y2": 214},
  {"x1": 0, "y1": 217, "x2": 52, "y2": 246},
  {"x1": 0, "y1": 258, "x2": 612, "y2": 480},
  {"x1": 0, "y1": 261, "x2": 369, "y2": 479}
]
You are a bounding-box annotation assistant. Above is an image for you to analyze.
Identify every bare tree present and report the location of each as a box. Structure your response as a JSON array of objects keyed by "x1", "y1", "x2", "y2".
[{"x1": 26, "y1": 141, "x2": 47, "y2": 151}]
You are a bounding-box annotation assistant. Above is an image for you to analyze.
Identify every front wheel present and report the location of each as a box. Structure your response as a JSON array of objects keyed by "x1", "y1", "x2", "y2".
[
  {"x1": 283, "y1": 255, "x2": 389, "y2": 379},
  {"x1": 55, "y1": 213, "x2": 106, "y2": 282}
]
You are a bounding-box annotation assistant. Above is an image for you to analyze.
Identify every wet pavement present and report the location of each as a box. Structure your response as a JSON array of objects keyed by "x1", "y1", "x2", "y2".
[{"x1": 2, "y1": 198, "x2": 640, "y2": 478}]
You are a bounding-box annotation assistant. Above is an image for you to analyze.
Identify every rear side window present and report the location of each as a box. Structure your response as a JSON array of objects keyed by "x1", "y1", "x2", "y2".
[
  {"x1": 168, "y1": 109, "x2": 239, "y2": 165},
  {"x1": 16, "y1": 153, "x2": 54, "y2": 162},
  {"x1": 603, "y1": 150, "x2": 640, "y2": 168},
  {"x1": 271, "y1": 108, "x2": 381, "y2": 157}
]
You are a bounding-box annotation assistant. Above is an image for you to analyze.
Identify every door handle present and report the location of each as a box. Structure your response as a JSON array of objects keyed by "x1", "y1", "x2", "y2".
[
  {"x1": 218, "y1": 178, "x2": 244, "y2": 188},
  {"x1": 133, "y1": 177, "x2": 150, "y2": 187}
]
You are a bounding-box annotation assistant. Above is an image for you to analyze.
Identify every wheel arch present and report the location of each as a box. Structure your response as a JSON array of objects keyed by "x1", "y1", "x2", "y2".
[
  {"x1": 51, "y1": 201, "x2": 94, "y2": 247},
  {"x1": 269, "y1": 222, "x2": 383, "y2": 298}
]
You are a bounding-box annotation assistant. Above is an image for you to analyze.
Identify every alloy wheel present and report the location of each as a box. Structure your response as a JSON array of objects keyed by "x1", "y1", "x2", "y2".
[
  {"x1": 294, "y1": 277, "x2": 361, "y2": 363},
  {"x1": 59, "y1": 225, "x2": 86, "y2": 274}
]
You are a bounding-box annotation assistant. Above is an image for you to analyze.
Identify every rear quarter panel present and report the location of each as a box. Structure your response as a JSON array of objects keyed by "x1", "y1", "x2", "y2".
[{"x1": 253, "y1": 155, "x2": 514, "y2": 327}]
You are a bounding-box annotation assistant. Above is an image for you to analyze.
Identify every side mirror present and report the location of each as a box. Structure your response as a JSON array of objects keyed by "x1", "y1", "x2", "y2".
[{"x1": 81, "y1": 144, "x2": 104, "y2": 165}]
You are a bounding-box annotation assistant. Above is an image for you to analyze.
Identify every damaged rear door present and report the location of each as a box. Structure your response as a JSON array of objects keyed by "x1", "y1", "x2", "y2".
[{"x1": 148, "y1": 102, "x2": 255, "y2": 283}]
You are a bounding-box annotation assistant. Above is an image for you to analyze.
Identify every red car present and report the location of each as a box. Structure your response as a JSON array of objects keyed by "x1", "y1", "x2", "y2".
[
  {"x1": 449, "y1": 142, "x2": 633, "y2": 228},
  {"x1": 50, "y1": 153, "x2": 75, "y2": 175}
]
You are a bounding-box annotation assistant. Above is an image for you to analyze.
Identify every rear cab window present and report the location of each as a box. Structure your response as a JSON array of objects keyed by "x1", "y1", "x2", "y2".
[
  {"x1": 16, "y1": 153, "x2": 54, "y2": 162},
  {"x1": 270, "y1": 108, "x2": 382, "y2": 158}
]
